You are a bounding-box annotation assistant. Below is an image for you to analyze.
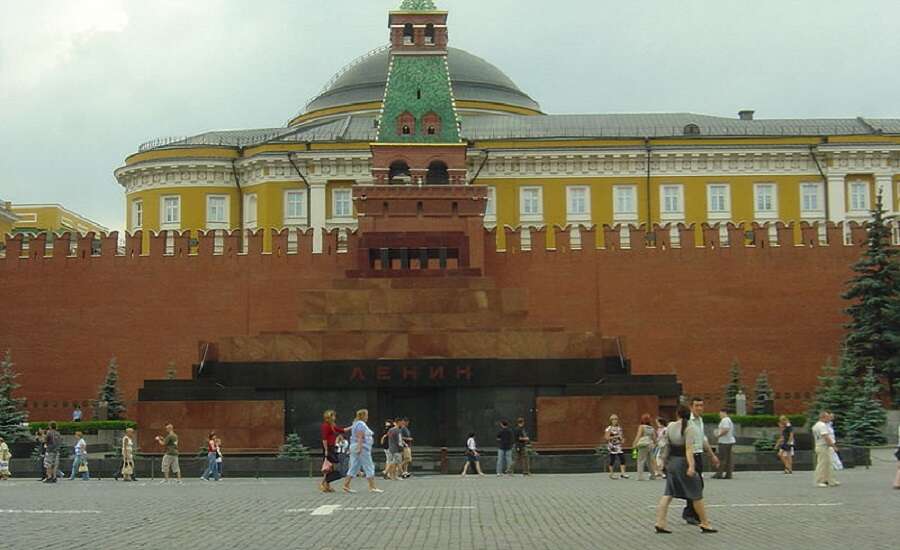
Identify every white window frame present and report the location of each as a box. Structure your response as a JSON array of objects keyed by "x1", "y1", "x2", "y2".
[
  {"x1": 660, "y1": 184, "x2": 684, "y2": 221},
  {"x1": 243, "y1": 193, "x2": 258, "y2": 229},
  {"x1": 519, "y1": 186, "x2": 543, "y2": 223},
  {"x1": 283, "y1": 189, "x2": 308, "y2": 226},
  {"x1": 131, "y1": 199, "x2": 143, "y2": 230},
  {"x1": 612, "y1": 185, "x2": 637, "y2": 222},
  {"x1": 484, "y1": 186, "x2": 497, "y2": 224},
  {"x1": 206, "y1": 195, "x2": 229, "y2": 229},
  {"x1": 331, "y1": 188, "x2": 353, "y2": 220},
  {"x1": 706, "y1": 184, "x2": 731, "y2": 220},
  {"x1": 848, "y1": 180, "x2": 870, "y2": 213},
  {"x1": 753, "y1": 183, "x2": 778, "y2": 220},
  {"x1": 160, "y1": 195, "x2": 181, "y2": 230},
  {"x1": 800, "y1": 182, "x2": 825, "y2": 218},
  {"x1": 566, "y1": 186, "x2": 591, "y2": 223}
]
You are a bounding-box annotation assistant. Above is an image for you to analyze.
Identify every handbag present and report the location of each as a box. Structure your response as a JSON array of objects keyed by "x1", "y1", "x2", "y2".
[
  {"x1": 321, "y1": 459, "x2": 333, "y2": 473},
  {"x1": 78, "y1": 461, "x2": 89, "y2": 474}
]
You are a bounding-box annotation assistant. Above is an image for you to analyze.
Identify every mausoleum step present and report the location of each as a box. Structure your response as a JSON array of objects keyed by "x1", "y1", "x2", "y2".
[{"x1": 297, "y1": 287, "x2": 524, "y2": 316}]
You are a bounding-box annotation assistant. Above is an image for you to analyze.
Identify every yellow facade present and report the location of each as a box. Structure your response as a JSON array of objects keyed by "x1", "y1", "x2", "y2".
[
  {"x1": 0, "y1": 201, "x2": 17, "y2": 237},
  {"x1": 10, "y1": 204, "x2": 108, "y2": 236}
]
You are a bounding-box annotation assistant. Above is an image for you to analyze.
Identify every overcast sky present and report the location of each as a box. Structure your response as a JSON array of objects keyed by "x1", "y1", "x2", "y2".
[{"x1": 1, "y1": 0, "x2": 899, "y2": 233}]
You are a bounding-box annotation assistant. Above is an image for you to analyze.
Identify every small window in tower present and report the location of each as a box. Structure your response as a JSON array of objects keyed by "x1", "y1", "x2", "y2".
[
  {"x1": 427, "y1": 126, "x2": 436, "y2": 135},
  {"x1": 425, "y1": 24, "x2": 435, "y2": 45},
  {"x1": 403, "y1": 23, "x2": 414, "y2": 45},
  {"x1": 396, "y1": 111, "x2": 415, "y2": 136},
  {"x1": 422, "y1": 111, "x2": 441, "y2": 136},
  {"x1": 402, "y1": 125, "x2": 411, "y2": 135},
  {"x1": 417, "y1": 89, "x2": 421, "y2": 100}
]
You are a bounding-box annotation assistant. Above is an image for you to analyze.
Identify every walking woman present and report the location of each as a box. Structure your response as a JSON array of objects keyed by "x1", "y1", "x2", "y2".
[
  {"x1": 214, "y1": 436, "x2": 224, "y2": 478},
  {"x1": 776, "y1": 416, "x2": 795, "y2": 474},
  {"x1": 320, "y1": 410, "x2": 347, "y2": 493},
  {"x1": 605, "y1": 415, "x2": 628, "y2": 479},
  {"x1": 342, "y1": 409, "x2": 382, "y2": 493},
  {"x1": 121, "y1": 428, "x2": 135, "y2": 482},
  {"x1": 0, "y1": 436, "x2": 11, "y2": 480},
  {"x1": 201, "y1": 431, "x2": 220, "y2": 481},
  {"x1": 461, "y1": 432, "x2": 486, "y2": 476},
  {"x1": 654, "y1": 405, "x2": 717, "y2": 534},
  {"x1": 654, "y1": 417, "x2": 667, "y2": 479},
  {"x1": 632, "y1": 413, "x2": 659, "y2": 480}
]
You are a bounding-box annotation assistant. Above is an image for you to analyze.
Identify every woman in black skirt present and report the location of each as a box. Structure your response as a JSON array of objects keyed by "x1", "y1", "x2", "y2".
[{"x1": 654, "y1": 405, "x2": 717, "y2": 534}]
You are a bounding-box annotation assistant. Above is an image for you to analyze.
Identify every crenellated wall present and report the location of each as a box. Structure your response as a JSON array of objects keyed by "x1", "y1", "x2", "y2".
[{"x1": 0, "y1": 220, "x2": 890, "y2": 420}]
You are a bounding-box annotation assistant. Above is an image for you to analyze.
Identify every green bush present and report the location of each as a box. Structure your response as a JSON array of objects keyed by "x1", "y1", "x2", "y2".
[
  {"x1": 701, "y1": 414, "x2": 806, "y2": 428},
  {"x1": 27, "y1": 420, "x2": 136, "y2": 435},
  {"x1": 753, "y1": 432, "x2": 777, "y2": 452}
]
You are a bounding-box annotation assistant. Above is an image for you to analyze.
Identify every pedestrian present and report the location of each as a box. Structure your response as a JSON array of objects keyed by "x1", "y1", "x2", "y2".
[
  {"x1": 335, "y1": 434, "x2": 349, "y2": 477},
  {"x1": 400, "y1": 418, "x2": 413, "y2": 479},
  {"x1": 632, "y1": 413, "x2": 659, "y2": 480},
  {"x1": 72, "y1": 404, "x2": 82, "y2": 423},
  {"x1": 43, "y1": 422, "x2": 61, "y2": 483},
  {"x1": 320, "y1": 410, "x2": 348, "y2": 493},
  {"x1": 513, "y1": 417, "x2": 531, "y2": 476},
  {"x1": 682, "y1": 397, "x2": 720, "y2": 525},
  {"x1": 653, "y1": 405, "x2": 718, "y2": 534},
  {"x1": 654, "y1": 417, "x2": 667, "y2": 478},
  {"x1": 775, "y1": 415, "x2": 795, "y2": 474},
  {"x1": 712, "y1": 408, "x2": 735, "y2": 480},
  {"x1": 812, "y1": 410, "x2": 837, "y2": 488},
  {"x1": 341, "y1": 409, "x2": 382, "y2": 493},
  {"x1": 201, "y1": 431, "x2": 220, "y2": 481},
  {"x1": 154, "y1": 423, "x2": 182, "y2": 483},
  {"x1": 826, "y1": 413, "x2": 843, "y2": 480},
  {"x1": 0, "y1": 436, "x2": 11, "y2": 480},
  {"x1": 892, "y1": 424, "x2": 899, "y2": 489},
  {"x1": 215, "y1": 436, "x2": 223, "y2": 478},
  {"x1": 69, "y1": 431, "x2": 89, "y2": 481},
  {"x1": 379, "y1": 419, "x2": 393, "y2": 479},
  {"x1": 496, "y1": 420, "x2": 514, "y2": 476},
  {"x1": 461, "y1": 432, "x2": 485, "y2": 476},
  {"x1": 605, "y1": 414, "x2": 628, "y2": 479},
  {"x1": 121, "y1": 428, "x2": 135, "y2": 482},
  {"x1": 34, "y1": 428, "x2": 47, "y2": 481},
  {"x1": 385, "y1": 420, "x2": 403, "y2": 481}
]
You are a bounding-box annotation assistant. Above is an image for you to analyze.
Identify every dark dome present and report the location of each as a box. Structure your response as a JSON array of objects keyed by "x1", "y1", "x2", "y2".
[{"x1": 302, "y1": 46, "x2": 541, "y2": 117}]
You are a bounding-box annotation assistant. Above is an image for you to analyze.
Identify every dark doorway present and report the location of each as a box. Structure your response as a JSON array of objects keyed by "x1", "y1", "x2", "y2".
[
  {"x1": 425, "y1": 161, "x2": 449, "y2": 185},
  {"x1": 380, "y1": 389, "x2": 443, "y2": 447}
]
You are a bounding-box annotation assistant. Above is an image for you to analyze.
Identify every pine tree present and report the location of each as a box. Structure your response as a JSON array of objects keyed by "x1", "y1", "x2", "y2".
[
  {"x1": 278, "y1": 433, "x2": 309, "y2": 461},
  {"x1": 807, "y1": 355, "x2": 861, "y2": 439},
  {"x1": 97, "y1": 357, "x2": 126, "y2": 420},
  {"x1": 0, "y1": 350, "x2": 30, "y2": 442},
  {"x1": 722, "y1": 360, "x2": 743, "y2": 413},
  {"x1": 844, "y1": 366, "x2": 887, "y2": 446},
  {"x1": 842, "y1": 191, "x2": 900, "y2": 402},
  {"x1": 752, "y1": 370, "x2": 774, "y2": 415}
]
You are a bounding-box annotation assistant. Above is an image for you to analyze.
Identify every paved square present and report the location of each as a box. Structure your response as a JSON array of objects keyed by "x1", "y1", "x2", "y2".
[{"x1": 2, "y1": 452, "x2": 897, "y2": 550}]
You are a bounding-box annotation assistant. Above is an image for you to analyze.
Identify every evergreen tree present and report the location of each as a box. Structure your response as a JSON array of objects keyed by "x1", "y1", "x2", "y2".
[
  {"x1": 278, "y1": 433, "x2": 309, "y2": 461},
  {"x1": 844, "y1": 367, "x2": 887, "y2": 446},
  {"x1": 752, "y1": 370, "x2": 774, "y2": 415},
  {"x1": 807, "y1": 355, "x2": 861, "y2": 439},
  {"x1": 0, "y1": 350, "x2": 30, "y2": 442},
  {"x1": 722, "y1": 360, "x2": 744, "y2": 413},
  {"x1": 97, "y1": 357, "x2": 126, "y2": 420},
  {"x1": 842, "y1": 191, "x2": 900, "y2": 402}
]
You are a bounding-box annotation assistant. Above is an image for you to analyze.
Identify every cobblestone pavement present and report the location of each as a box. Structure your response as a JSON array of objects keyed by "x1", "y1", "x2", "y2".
[{"x1": 3, "y1": 451, "x2": 898, "y2": 550}]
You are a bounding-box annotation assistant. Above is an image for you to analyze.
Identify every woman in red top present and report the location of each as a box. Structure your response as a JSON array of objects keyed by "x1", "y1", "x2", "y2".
[{"x1": 320, "y1": 410, "x2": 348, "y2": 492}]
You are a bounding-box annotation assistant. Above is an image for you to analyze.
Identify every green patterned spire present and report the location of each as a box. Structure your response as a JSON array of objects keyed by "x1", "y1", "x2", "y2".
[
  {"x1": 378, "y1": 55, "x2": 460, "y2": 143},
  {"x1": 399, "y1": 0, "x2": 437, "y2": 10}
]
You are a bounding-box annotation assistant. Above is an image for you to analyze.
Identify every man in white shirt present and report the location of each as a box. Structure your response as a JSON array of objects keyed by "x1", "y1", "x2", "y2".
[
  {"x1": 683, "y1": 397, "x2": 720, "y2": 525},
  {"x1": 812, "y1": 410, "x2": 836, "y2": 487},
  {"x1": 712, "y1": 408, "x2": 736, "y2": 480}
]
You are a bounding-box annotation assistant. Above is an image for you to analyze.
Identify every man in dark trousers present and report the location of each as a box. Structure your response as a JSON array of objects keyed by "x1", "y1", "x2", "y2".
[
  {"x1": 513, "y1": 417, "x2": 531, "y2": 476},
  {"x1": 496, "y1": 420, "x2": 514, "y2": 476}
]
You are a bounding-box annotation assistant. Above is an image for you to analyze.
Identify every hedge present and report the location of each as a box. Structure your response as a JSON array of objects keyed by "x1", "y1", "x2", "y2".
[
  {"x1": 701, "y1": 414, "x2": 806, "y2": 428},
  {"x1": 27, "y1": 420, "x2": 137, "y2": 435}
]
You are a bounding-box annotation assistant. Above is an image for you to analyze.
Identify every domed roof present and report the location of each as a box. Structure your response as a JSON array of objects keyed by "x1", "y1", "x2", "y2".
[{"x1": 301, "y1": 46, "x2": 541, "y2": 119}]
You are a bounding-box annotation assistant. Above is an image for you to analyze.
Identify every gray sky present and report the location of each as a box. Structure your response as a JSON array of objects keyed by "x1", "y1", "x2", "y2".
[{"x1": 1, "y1": 0, "x2": 899, "y2": 233}]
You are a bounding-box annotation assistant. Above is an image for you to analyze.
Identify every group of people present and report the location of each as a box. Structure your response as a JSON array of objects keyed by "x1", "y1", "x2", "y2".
[
  {"x1": 319, "y1": 409, "x2": 386, "y2": 493},
  {"x1": 461, "y1": 417, "x2": 531, "y2": 476}
]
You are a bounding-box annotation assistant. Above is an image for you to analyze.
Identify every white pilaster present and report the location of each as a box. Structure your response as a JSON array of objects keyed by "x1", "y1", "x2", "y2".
[
  {"x1": 309, "y1": 180, "x2": 327, "y2": 254},
  {"x1": 826, "y1": 175, "x2": 846, "y2": 223},
  {"x1": 875, "y1": 174, "x2": 894, "y2": 213}
]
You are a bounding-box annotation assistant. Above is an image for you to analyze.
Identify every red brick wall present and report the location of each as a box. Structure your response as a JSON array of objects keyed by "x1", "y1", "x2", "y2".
[{"x1": 0, "y1": 222, "x2": 873, "y2": 421}]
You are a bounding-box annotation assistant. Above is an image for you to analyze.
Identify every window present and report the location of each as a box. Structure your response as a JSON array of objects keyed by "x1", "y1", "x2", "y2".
[
  {"x1": 403, "y1": 23, "x2": 414, "y2": 45},
  {"x1": 425, "y1": 23, "x2": 435, "y2": 45},
  {"x1": 206, "y1": 195, "x2": 228, "y2": 226},
  {"x1": 707, "y1": 184, "x2": 730, "y2": 219},
  {"x1": 484, "y1": 186, "x2": 497, "y2": 221},
  {"x1": 754, "y1": 183, "x2": 777, "y2": 219},
  {"x1": 660, "y1": 185, "x2": 683, "y2": 219},
  {"x1": 849, "y1": 181, "x2": 869, "y2": 212},
  {"x1": 243, "y1": 194, "x2": 258, "y2": 228},
  {"x1": 519, "y1": 187, "x2": 543, "y2": 222},
  {"x1": 566, "y1": 186, "x2": 590, "y2": 221},
  {"x1": 131, "y1": 199, "x2": 143, "y2": 230},
  {"x1": 613, "y1": 185, "x2": 637, "y2": 221},
  {"x1": 800, "y1": 183, "x2": 824, "y2": 216},
  {"x1": 161, "y1": 196, "x2": 180, "y2": 228},
  {"x1": 333, "y1": 189, "x2": 352, "y2": 218},
  {"x1": 284, "y1": 190, "x2": 306, "y2": 223}
]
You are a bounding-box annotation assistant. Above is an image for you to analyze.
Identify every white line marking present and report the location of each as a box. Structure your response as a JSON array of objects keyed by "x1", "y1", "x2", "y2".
[
  {"x1": 285, "y1": 505, "x2": 476, "y2": 515},
  {"x1": 0, "y1": 509, "x2": 102, "y2": 514},
  {"x1": 310, "y1": 505, "x2": 342, "y2": 516},
  {"x1": 646, "y1": 503, "x2": 844, "y2": 509}
]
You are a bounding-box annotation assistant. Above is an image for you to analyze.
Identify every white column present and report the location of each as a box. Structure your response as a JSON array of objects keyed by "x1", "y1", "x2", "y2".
[
  {"x1": 826, "y1": 174, "x2": 846, "y2": 223},
  {"x1": 875, "y1": 174, "x2": 894, "y2": 213},
  {"x1": 309, "y1": 180, "x2": 327, "y2": 254}
]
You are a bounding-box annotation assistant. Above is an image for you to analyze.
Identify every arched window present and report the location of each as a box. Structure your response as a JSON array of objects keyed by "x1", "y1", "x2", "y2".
[
  {"x1": 389, "y1": 161, "x2": 412, "y2": 184},
  {"x1": 396, "y1": 111, "x2": 416, "y2": 136},
  {"x1": 425, "y1": 161, "x2": 449, "y2": 185},
  {"x1": 425, "y1": 24, "x2": 435, "y2": 45},
  {"x1": 683, "y1": 123, "x2": 701, "y2": 136},
  {"x1": 422, "y1": 111, "x2": 441, "y2": 137},
  {"x1": 403, "y1": 23, "x2": 414, "y2": 45}
]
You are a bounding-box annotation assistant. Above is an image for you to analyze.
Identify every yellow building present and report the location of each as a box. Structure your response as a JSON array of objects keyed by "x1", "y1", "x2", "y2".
[
  {"x1": 115, "y1": 2, "x2": 900, "y2": 253},
  {"x1": 0, "y1": 201, "x2": 18, "y2": 237},
  {"x1": 10, "y1": 204, "x2": 108, "y2": 236}
]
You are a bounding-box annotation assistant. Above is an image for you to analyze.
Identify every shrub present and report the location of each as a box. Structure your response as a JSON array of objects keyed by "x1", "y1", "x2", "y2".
[
  {"x1": 701, "y1": 414, "x2": 805, "y2": 428},
  {"x1": 753, "y1": 432, "x2": 777, "y2": 452},
  {"x1": 28, "y1": 420, "x2": 136, "y2": 435},
  {"x1": 278, "y1": 433, "x2": 309, "y2": 461}
]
